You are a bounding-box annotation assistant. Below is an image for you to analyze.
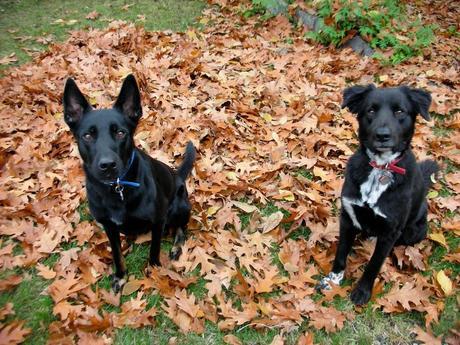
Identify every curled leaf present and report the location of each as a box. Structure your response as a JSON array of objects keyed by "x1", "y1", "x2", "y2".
[{"x1": 436, "y1": 270, "x2": 452, "y2": 296}]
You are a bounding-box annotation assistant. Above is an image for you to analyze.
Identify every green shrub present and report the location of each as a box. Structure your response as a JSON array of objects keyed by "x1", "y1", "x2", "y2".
[
  {"x1": 307, "y1": 0, "x2": 436, "y2": 64},
  {"x1": 244, "y1": 0, "x2": 435, "y2": 65},
  {"x1": 244, "y1": 0, "x2": 291, "y2": 18}
]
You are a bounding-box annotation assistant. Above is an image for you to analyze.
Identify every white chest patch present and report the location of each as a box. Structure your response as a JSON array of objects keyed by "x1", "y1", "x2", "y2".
[
  {"x1": 342, "y1": 151, "x2": 401, "y2": 228},
  {"x1": 360, "y1": 168, "x2": 393, "y2": 207}
]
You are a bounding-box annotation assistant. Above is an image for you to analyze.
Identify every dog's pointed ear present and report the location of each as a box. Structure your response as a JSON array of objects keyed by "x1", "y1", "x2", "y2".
[
  {"x1": 341, "y1": 84, "x2": 376, "y2": 114},
  {"x1": 63, "y1": 78, "x2": 92, "y2": 129},
  {"x1": 114, "y1": 74, "x2": 142, "y2": 122},
  {"x1": 401, "y1": 86, "x2": 431, "y2": 121}
]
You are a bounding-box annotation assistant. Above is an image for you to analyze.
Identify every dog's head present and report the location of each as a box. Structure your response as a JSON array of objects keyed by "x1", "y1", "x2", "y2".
[
  {"x1": 63, "y1": 75, "x2": 142, "y2": 182},
  {"x1": 342, "y1": 84, "x2": 431, "y2": 155}
]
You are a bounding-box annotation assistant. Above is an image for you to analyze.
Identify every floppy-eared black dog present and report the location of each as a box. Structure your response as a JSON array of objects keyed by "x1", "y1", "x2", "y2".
[
  {"x1": 63, "y1": 74, "x2": 196, "y2": 292},
  {"x1": 318, "y1": 84, "x2": 439, "y2": 305}
]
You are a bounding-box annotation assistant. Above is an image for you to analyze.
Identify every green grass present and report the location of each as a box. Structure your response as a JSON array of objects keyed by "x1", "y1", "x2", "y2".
[
  {"x1": 125, "y1": 243, "x2": 150, "y2": 278},
  {"x1": 297, "y1": 168, "x2": 314, "y2": 180},
  {"x1": 187, "y1": 276, "x2": 209, "y2": 300},
  {"x1": 287, "y1": 226, "x2": 311, "y2": 240},
  {"x1": 313, "y1": 307, "x2": 422, "y2": 345},
  {"x1": 2, "y1": 237, "x2": 457, "y2": 345},
  {"x1": 0, "y1": 0, "x2": 206, "y2": 71},
  {"x1": 0, "y1": 270, "x2": 55, "y2": 345},
  {"x1": 111, "y1": 303, "x2": 433, "y2": 345},
  {"x1": 77, "y1": 201, "x2": 93, "y2": 222},
  {"x1": 428, "y1": 232, "x2": 460, "y2": 276},
  {"x1": 431, "y1": 296, "x2": 459, "y2": 337},
  {"x1": 115, "y1": 317, "x2": 283, "y2": 345}
]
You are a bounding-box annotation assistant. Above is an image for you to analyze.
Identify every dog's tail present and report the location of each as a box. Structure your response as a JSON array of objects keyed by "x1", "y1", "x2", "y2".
[
  {"x1": 177, "y1": 141, "x2": 196, "y2": 180},
  {"x1": 419, "y1": 160, "x2": 439, "y2": 189}
]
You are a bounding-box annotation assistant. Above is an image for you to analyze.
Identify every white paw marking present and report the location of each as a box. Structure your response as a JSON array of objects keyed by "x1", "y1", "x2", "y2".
[
  {"x1": 112, "y1": 277, "x2": 126, "y2": 292},
  {"x1": 318, "y1": 271, "x2": 344, "y2": 290}
]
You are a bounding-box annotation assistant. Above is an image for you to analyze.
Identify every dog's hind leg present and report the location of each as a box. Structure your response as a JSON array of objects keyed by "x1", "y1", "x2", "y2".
[
  {"x1": 396, "y1": 203, "x2": 428, "y2": 246},
  {"x1": 149, "y1": 220, "x2": 165, "y2": 266},
  {"x1": 170, "y1": 226, "x2": 186, "y2": 260},
  {"x1": 104, "y1": 225, "x2": 126, "y2": 293}
]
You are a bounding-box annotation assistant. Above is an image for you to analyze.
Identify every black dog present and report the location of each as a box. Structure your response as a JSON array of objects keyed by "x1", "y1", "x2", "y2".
[
  {"x1": 63, "y1": 74, "x2": 196, "y2": 292},
  {"x1": 318, "y1": 84, "x2": 439, "y2": 305}
]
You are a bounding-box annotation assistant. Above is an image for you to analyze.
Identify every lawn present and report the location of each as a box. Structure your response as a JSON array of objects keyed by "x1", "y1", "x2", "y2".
[
  {"x1": 0, "y1": 0, "x2": 206, "y2": 71},
  {"x1": 0, "y1": 0, "x2": 458, "y2": 344}
]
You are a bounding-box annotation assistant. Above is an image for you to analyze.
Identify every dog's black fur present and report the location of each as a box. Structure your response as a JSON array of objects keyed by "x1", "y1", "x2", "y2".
[
  {"x1": 63, "y1": 75, "x2": 196, "y2": 292},
  {"x1": 320, "y1": 84, "x2": 439, "y2": 305}
]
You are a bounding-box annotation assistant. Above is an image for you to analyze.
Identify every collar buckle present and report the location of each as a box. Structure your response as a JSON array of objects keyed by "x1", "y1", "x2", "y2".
[{"x1": 114, "y1": 178, "x2": 124, "y2": 201}]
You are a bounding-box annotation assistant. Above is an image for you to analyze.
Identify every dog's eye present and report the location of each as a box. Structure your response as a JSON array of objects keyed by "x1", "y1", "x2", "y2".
[
  {"x1": 82, "y1": 133, "x2": 93, "y2": 141},
  {"x1": 368, "y1": 109, "x2": 375, "y2": 114},
  {"x1": 395, "y1": 109, "x2": 404, "y2": 115},
  {"x1": 115, "y1": 130, "x2": 126, "y2": 139}
]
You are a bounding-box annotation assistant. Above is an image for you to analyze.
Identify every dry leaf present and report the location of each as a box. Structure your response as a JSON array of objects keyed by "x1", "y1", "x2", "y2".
[
  {"x1": 413, "y1": 326, "x2": 442, "y2": 345},
  {"x1": 0, "y1": 275, "x2": 22, "y2": 291},
  {"x1": 270, "y1": 335, "x2": 284, "y2": 345},
  {"x1": 232, "y1": 201, "x2": 258, "y2": 213},
  {"x1": 262, "y1": 211, "x2": 284, "y2": 233},
  {"x1": 223, "y1": 334, "x2": 242, "y2": 345},
  {"x1": 436, "y1": 270, "x2": 452, "y2": 296},
  {"x1": 86, "y1": 11, "x2": 100, "y2": 20},
  {"x1": 0, "y1": 320, "x2": 31, "y2": 345},
  {"x1": 297, "y1": 332, "x2": 314, "y2": 345},
  {"x1": 122, "y1": 280, "x2": 143, "y2": 296},
  {"x1": 428, "y1": 232, "x2": 448, "y2": 248},
  {"x1": 0, "y1": 53, "x2": 17, "y2": 65}
]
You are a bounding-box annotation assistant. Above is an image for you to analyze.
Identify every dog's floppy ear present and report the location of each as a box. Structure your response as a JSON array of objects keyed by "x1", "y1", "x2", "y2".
[
  {"x1": 114, "y1": 74, "x2": 142, "y2": 122},
  {"x1": 401, "y1": 86, "x2": 431, "y2": 121},
  {"x1": 63, "y1": 78, "x2": 92, "y2": 129},
  {"x1": 341, "y1": 84, "x2": 376, "y2": 114}
]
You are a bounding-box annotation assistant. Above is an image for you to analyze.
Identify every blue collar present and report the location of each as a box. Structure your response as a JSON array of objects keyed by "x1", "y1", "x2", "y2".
[{"x1": 104, "y1": 151, "x2": 140, "y2": 200}]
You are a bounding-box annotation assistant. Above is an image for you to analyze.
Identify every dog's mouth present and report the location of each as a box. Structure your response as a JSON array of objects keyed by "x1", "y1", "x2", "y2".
[
  {"x1": 375, "y1": 146, "x2": 393, "y2": 153},
  {"x1": 97, "y1": 170, "x2": 119, "y2": 182},
  {"x1": 371, "y1": 140, "x2": 395, "y2": 154}
]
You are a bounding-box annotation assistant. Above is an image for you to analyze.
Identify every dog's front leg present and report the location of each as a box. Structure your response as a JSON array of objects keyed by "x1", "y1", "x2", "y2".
[
  {"x1": 350, "y1": 233, "x2": 399, "y2": 305},
  {"x1": 318, "y1": 213, "x2": 357, "y2": 290},
  {"x1": 104, "y1": 224, "x2": 126, "y2": 293},
  {"x1": 149, "y1": 219, "x2": 165, "y2": 266},
  {"x1": 170, "y1": 226, "x2": 186, "y2": 260},
  {"x1": 332, "y1": 213, "x2": 358, "y2": 274}
]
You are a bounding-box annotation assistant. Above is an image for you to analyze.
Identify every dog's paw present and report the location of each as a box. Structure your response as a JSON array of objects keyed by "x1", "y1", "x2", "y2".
[
  {"x1": 111, "y1": 275, "x2": 126, "y2": 294},
  {"x1": 149, "y1": 258, "x2": 161, "y2": 267},
  {"x1": 144, "y1": 265, "x2": 154, "y2": 277},
  {"x1": 169, "y1": 246, "x2": 182, "y2": 261},
  {"x1": 316, "y1": 271, "x2": 344, "y2": 291},
  {"x1": 350, "y1": 285, "x2": 371, "y2": 305}
]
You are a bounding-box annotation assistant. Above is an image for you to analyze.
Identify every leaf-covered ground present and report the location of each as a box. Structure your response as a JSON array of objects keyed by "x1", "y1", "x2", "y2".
[
  {"x1": 0, "y1": 1, "x2": 459, "y2": 344},
  {"x1": 0, "y1": 0, "x2": 205, "y2": 71}
]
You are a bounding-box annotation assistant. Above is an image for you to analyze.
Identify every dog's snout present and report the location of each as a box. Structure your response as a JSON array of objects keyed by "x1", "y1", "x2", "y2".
[
  {"x1": 98, "y1": 158, "x2": 117, "y2": 172},
  {"x1": 375, "y1": 127, "x2": 391, "y2": 142}
]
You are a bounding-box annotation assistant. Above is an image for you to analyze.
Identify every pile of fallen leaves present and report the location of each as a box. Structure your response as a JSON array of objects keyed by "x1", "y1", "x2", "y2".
[{"x1": 0, "y1": 0, "x2": 458, "y2": 343}]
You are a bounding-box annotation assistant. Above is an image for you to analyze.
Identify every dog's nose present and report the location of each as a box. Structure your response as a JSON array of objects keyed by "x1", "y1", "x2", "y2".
[
  {"x1": 375, "y1": 127, "x2": 391, "y2": 142},
  {"x1": 98, "y1": 158, "x2": 117, "y2": 172}
]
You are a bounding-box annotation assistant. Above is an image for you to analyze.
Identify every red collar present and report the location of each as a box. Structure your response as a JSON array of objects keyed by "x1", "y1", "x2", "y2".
[{"x1": 369, "y1": 156, "x2": 406, "y2": 175}]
